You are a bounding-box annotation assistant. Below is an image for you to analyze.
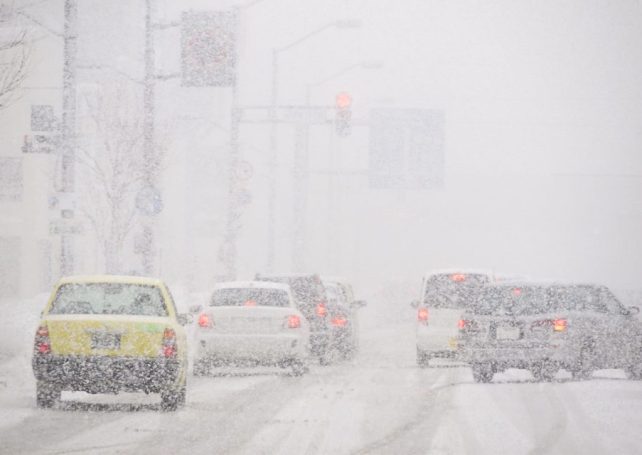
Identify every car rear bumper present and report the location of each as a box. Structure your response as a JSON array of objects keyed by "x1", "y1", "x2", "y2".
[
  {"x1": 458, "y1": 341, "x2": 559, "y2": 367},
  {"x1": 195, "y1": 333, "x2": 308, "y2": 364},
  {"x1": 32, "y1": 355, "x2": 182, "y2": 393},
  {"x1": 416, "y1": 327, "x2": 459, "y2": 355}
]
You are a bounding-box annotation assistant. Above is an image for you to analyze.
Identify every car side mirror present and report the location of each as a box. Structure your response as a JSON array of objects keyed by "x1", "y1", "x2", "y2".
[
  {"x1": 177, "y1": 313, "x2": 192, "y2": 326},
  {"x1": 410, "y1": 300, "x2": 420, "y2": 309},
  {"x1": 627, "y1": 306, "x2": 640, "y2": 316},
  {"x1": 189, "y1": 304, "x2": 203, "y2": 314}
]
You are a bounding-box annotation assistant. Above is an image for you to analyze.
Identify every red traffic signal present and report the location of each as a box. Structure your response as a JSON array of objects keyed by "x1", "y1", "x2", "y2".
[
  {"x1": 335, "y1": 92, "x2": 352, "y2": 137},
  {"x1": 335, "y1": 92, "x2": 352, "y2": 109}
]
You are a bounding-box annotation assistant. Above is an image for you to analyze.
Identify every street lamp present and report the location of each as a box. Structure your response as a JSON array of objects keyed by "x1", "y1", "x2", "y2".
[{"x1": 266, "y1": 18, "x2": 361, "y2": 271}]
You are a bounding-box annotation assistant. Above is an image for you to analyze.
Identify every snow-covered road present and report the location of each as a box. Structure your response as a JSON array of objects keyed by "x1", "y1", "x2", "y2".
[{"x1": 2, "y1": 301, "x2": 642, "y2": 454}]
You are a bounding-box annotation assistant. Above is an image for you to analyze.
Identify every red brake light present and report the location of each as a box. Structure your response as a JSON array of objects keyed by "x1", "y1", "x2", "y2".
[
  {"x1": 316, "y1": 303, "x2": 327, "y2": 317},
  {"x1": 553, "y1": 318, "x2": 567, "y2": 332},
  {"x1": 198, "y1": 313, "x2": 213, "y2": 328},
  {"x1": 162, "y1": 328, "x2": 177, "y2": 357},
  {"x1": 287, "y1": 315, "x2": 301, "y2": 329},
  {"x1": 417, "y1": 307, "x2": 429, "y2": 323},
  {"x1": 451, "y1": 274, "x2": 466, "y2": 282},
  {"x1": 244, "y1": 299, "x2": 257, "y2": 307},
  {"x1": 512, "y1": 288, "x2": 522, "y2": 297},
  {"x1": 34, "y1": 325, "x2": 51, "y2": 355},
  {"x1": 331, "y1": 317, "x2": 348, "y2": 327},
  {"x1": 458, "y1": 319, "x2": 466, "y2": 330}
]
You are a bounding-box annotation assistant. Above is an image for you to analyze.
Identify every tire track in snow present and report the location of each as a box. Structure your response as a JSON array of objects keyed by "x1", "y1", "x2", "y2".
[{"x1": 352, "y1": 365, "x2": 467, "y2": 454}]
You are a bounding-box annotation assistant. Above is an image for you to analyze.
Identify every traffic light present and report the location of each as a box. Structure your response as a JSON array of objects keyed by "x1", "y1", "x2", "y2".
[{"x1": 335, "y1": 92, "x2": 352, "y2": 137}]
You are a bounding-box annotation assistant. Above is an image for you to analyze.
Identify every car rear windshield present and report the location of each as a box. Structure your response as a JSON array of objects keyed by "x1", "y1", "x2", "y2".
[
  {"x1": 474, "y1": 286, "x2": 548, "y2": 315},
  {"x1": 423, "y1": 273, "x2": 491, "y2": 309},
  {"x1": 256, "y1": 276, "x2": 326, "y2": 310},
  {"x1": 49, "y1": 283, "x2": 167, "y2": 316},
  {"x1": 547, "y1": 285, "x2": 608, "y2": 313},
  {"x1": 210, "y1": 288, "x2": 290, "y2": 307}
]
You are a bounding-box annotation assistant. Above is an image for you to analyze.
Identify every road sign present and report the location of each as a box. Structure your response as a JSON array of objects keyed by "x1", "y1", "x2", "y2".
[
  {"x1": 136, "y1": 186, "x2": 163, "y2": 216},
  {"x1": 49, "y1": 220, "x2": 82, "y2": 235},
  {"x1": 235, "y1": 160, "x2": 253, "y2": 181},
  {"x1": 369, "y1": 108, "x2": 445, "y2": 189}
]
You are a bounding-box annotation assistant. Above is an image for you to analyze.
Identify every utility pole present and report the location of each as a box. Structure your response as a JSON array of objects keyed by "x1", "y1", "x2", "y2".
[
  {"x1": 60, "y1": 0, "x2": 77, "y2": 276},
  {"x1": 223, "y1": 6, "x2": 241, "y2": 279},
  {"x1": 266, "y1": 48, "x2": 278, "y2": 271},
  {"x1": 141, "y1": 0, "x2": 156, "y2": 275},
  {"x1": 291, "y1": 122, "x2": 309, "y2": 271}
]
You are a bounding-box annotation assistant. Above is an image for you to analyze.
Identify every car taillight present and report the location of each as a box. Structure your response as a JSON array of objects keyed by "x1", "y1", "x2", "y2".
[
  {"x1": 331, "y1": 316, "x2": 348, "y2": 327},
  {"x1": 458, "y1": 319, "x2": 467, "y2": 330},
  {"x1": 198, "y1": 313, "x2": 213, "y2": 328},
  {"x1": 417, "y1": 307, "x2": 429, "y2": 324},
  {"x1": 162, "y1": 327, "x2": 177, "y2": 357},
  {"x1": 287, "y1": 315, "x2": 301, "y2": 329},
  {"x1": 34, "y1": 324, "x2": 51, "y2": 355},
  {"x1": 316, "y1": 303, "x2": 327, "y2": 317},
  {"x1": 451, "y1": 274, "x2": 466, "y2": 282},
  {"x1": 553, "y1": 318, "x2": 567, "y2": 332}
]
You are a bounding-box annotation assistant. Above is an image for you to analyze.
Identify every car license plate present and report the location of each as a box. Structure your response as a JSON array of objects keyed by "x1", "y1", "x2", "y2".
[
  {"x1": 91, "y1": 333, "x2": 120, "y2": 350},
  {"x1": 496, "y1": 326, "x2": 520, "y2": 340}
]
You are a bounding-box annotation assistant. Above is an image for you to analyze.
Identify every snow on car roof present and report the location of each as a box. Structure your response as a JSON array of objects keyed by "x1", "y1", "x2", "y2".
[
  {"x1": 256, "y1": 272, "x2": 319, "y2": 279},
  {"x1": 320, "y1": 276, "x2": 348, "y2": 284},
  {"x1": 423, "y1": 269, "x2": 496, "y2": 278},
  {"x1": 213, "y1": 280, "x2": 291, "y2": 291},
  {"x1": 57, "y1": 275, "x2": 164, "y2": 286}
]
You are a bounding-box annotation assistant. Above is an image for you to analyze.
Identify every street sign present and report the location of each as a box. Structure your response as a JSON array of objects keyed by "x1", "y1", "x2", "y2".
[
  {"x1": 181, "y1": 10, "x2": 238, "y2": 87},
  {"x1": 235, "y1": 160, "x2": 253, "y2": 181},
  {"x1": 49, "y1": 220, "x2": 83, "y2": 235},
  {"x1": 22, "y1": 134, "x2": 60, "y2": 154},
  {"x1": 369, "y1": 108, "x2": 445, "y2": 189},
  {"x1": 136, "y1": 186, "x2": 163, "y2": 216}
]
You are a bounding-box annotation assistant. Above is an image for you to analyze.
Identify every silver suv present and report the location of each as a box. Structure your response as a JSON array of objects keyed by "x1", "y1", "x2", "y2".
[{"x1": 458, "y1": 283, "x2": 642, "y2": 382}]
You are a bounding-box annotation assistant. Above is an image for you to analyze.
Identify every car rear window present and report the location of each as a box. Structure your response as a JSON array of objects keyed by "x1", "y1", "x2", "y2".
[
  {"x1": 423, "y1": 273, "x2": 490, "y2": 309},
  {"x1": 49, "y1": 283, "x2": 167, "y2": 316},
  {"x1": 474, "y1": 286, "x2": 549, "y2": 315},
  {"x1": 210, "y1": 288, "x2": 290, "y2": 307},
  {"x1": 256, "y1": 276, "x2": 326, "y2": 311},
  {"x1": 547, "y1": 285, "x2": 608, "y2": 313}
]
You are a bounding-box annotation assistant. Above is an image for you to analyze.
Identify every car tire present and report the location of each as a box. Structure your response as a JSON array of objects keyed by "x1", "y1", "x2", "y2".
[
  {"x1": 417, "y1": 348, "x2": 431, "y2": 368},
  {"x1": 472, "y1": 363, "x2": 493, "y2": 383},
  {"x1": 571, "y1": 343, "x2": 595, "y2": 380},
  {"x1": 289, "y1": 360, "x2": 307, "y2": 377},
  {"x1": 36, "y1": 380, "x2": 61, "y2": 409},
  {"x1": 160, "y1": 382, "x2": 186, "y2": 412},
  {"x1": 531, "y1": 361, "x2": 557, "y2": 382},
  {"x1": 192, "y1": 359, "x2": 210, "y2": 377}
]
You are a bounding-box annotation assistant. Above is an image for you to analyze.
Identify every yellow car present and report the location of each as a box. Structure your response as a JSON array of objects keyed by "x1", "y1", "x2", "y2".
[{"x1": 31, "y1": 275, "x2": 189, "y2": 411}]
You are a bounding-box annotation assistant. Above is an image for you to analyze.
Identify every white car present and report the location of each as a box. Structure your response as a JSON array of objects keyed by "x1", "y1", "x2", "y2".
[
  {"x1": 413, "y1": 269, "x2": 495, "y2": 367},
  {"x1": 192, "y1": 281, "x2": 310, "y2": 376}
]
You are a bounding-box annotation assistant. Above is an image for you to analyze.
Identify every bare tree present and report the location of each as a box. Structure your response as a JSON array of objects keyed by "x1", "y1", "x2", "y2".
[
  {"x1": 0, "y1": 2, "x2": 30, "y2": 111},
  {"x1": 77, "y1": 86, "x2": 164, "y2": 274}
]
